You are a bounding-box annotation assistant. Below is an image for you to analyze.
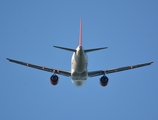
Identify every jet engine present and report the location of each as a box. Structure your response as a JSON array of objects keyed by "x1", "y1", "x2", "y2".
[
  {"x1": 50, "y1": 75, "x2": 59, "y2": 85},
  {"x1": 100, "y1": 76, "x2": 109, "y2": 87}
]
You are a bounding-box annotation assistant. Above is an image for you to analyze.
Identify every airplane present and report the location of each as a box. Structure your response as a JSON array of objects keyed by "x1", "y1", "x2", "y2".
[{"x1": 6, "y1": 19, "x2": 153, "y2": 87}]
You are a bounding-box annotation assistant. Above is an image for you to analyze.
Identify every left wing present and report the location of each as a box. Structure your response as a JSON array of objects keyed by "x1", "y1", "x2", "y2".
[
  {"x1": 88, "y1": 62, "x2": 153, "y2": 77},
  {"x1": 6, "y1": 58, "x2": 71, "y2": 77}
]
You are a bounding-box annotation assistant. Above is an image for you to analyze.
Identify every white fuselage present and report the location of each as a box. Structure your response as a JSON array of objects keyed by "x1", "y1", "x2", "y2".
[{"x1": 71, "y1": 46, "x2": 88, "y2": 86}]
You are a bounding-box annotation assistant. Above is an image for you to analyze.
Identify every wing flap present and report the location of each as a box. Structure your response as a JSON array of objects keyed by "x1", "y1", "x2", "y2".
[
  {"x1": 6, "y1": 58, "x2": 71, "y2": 77},
  {"x1": 88, "y1": 62, "x2": 153, "y2": 77},
  {"x1": 105, "y1": 62, "x2": 153, "y2": 74}
]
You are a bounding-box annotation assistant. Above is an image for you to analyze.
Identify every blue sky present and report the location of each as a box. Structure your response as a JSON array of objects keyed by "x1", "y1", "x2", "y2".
[{"x1": 1, "y1": 0, "x2": 158, "y2": 120}]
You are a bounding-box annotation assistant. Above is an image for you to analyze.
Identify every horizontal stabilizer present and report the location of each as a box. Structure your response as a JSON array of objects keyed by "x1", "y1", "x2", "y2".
[
  {"x1": 53, "y1": 46, "x2": 76, "y2": 52},
  {"x1": 84, "y1": 47, "x2": 108, "y2": 53}
]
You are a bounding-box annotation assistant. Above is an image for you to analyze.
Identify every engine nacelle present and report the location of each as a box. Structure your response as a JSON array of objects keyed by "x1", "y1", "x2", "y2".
[
  {"x1": 50, "y1": 75, "x2": 59, "y2": 85},
  {"x1": 100, "y1": 76, "x2": 109, "y2": 87}
]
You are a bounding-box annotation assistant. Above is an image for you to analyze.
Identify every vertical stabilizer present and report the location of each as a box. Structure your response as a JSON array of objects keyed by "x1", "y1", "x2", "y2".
[{"x1": 79, "y1": 19, "x2": 82, "y2": 46}]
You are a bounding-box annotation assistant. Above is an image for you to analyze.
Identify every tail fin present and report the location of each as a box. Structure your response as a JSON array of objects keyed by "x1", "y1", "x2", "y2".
[
  {"x1": 53, "y1": 19, "x2": 83, "y2": 52},
  {"x1": 84, "y1": 47, "x2": 108, "y2": 53},
  {"x1": 54, "y1": 19, "x2": 108, "y2": 53},
  {"x1": 79, "y1": 18, "x2": 82, "y2": 46}
]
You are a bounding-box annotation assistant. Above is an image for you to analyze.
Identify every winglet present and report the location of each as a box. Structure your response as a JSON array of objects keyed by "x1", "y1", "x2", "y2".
[{"x1": 79, "y1": 18, "x2": 82, "y2": 46}]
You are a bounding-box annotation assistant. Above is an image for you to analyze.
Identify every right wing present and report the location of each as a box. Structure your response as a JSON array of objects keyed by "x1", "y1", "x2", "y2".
[
  {"x1": 88, "y1": 62, "x2": 153, "y2": 77},
  {"x1": 6, "y1": 58, "x2": 71, "y2": 77}
]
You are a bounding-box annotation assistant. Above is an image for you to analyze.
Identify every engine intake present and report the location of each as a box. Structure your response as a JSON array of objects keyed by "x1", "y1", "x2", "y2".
[
  {"x1": 50, "y1": 75, "x2": 59, "y2": 85},
  {"x1": 100, "y1": 76, "x2": 109, "y2": 87}
]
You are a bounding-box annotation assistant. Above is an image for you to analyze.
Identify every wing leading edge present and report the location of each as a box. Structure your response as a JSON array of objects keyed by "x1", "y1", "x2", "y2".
[
  {"x1": 6, "y1": 58, "x2": 71, "y2": 77},
  {"x1": 88, "y1": 62, "x2": 153, "y2": 77},
  {"x1": 6, "y1": 58, "x2": 153, "y2": 78}
]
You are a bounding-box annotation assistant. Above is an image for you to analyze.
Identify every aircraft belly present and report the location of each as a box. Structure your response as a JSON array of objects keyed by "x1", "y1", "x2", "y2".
[
  {"x1": 71, "y1": 69, "x2": 88, "y2": 80},
  {"x1": 72, "y1": 58, "x2": 87, "y2": 74},
  {"x1": 71, "y1": 79, "x2": 86, "y2": 87},
  {"x1": 71, "y1": 47, "x2": 88, "y2": 83},
  {"x1": 71, "y1": 70, "x2": 87, "y2": 86}
]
